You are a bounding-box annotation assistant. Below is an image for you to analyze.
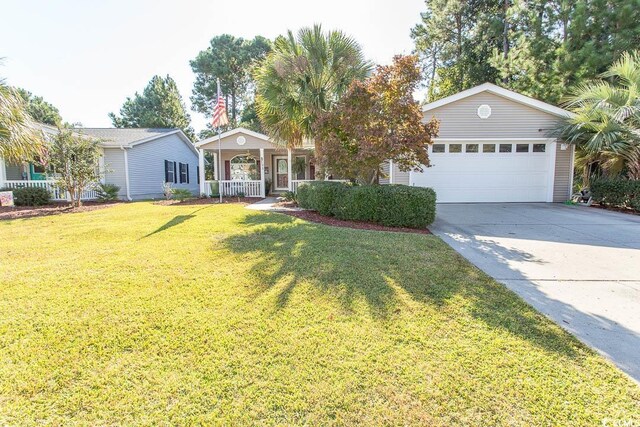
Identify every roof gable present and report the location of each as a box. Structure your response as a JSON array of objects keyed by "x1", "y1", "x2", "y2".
[
  {"x1": 195, "y1": 128, "x2": 280, "y2": 150},
  {"x1": 422, "y1": 83, "x2": 572, "y2": 118}
]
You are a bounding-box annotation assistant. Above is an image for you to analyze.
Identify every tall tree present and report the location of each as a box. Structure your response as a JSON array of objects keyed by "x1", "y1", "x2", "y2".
[
  {"x1": 555, "y1": 51, "x2": 640, "y2": 182},
  {"x1": 16, "y1": 88, "x2": 62, "y2": 126},
  {"x1": 109, "y1": 75, "x2": 194, "y2": 140},
  {"x1": 413, "y1": 0, "x2": 640, "y2": 104},
  {"x1": 190, "y1": 35, "x2": 271, "y2": 129},
  {"x1": 0, "y1": 77, "x2": 44, "y2": 163},
  {"x1": 254, "y1": 25, "x2": 372, "y2": 147},
  {"x1": 315, "y1": 55, "x2": 439, "y2": 183}
]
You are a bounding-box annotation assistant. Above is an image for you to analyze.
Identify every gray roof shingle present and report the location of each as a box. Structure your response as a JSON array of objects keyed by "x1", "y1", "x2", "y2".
[{"x1": 78, "y1": 128, "x2": 179, "y2": 147}]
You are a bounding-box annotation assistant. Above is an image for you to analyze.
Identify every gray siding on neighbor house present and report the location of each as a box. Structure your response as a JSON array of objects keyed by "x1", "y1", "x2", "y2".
[
  {"x1": 5, "y1": 163, "x2": 23, "y2": 180},
  {"x1": 103, "y1": 148, "x2": 128, "y2": 198},
  {"x1": 553, "y1": 144, "x2": 574, "y2": 202},
  {"x1": 424, "y1": 92, "x2": 560, "y2": 139},
  {"x1": 127, "y1": 133, "x2": 199, "y2": 199}
]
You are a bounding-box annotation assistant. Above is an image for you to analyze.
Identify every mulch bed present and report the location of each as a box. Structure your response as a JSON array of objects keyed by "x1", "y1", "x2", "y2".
[
  {"x1": 280, "y1": 210, "x2": 431, "y2": 234},
  {"x1": 154, "y1": 197, "x2": 264, "y2": 206},
  {"x1": 0, "y1": 201, "x2": 121, "y2": 221},
  {"x1": 589, "y1": 203, "x2": 639, "y2": 216}
]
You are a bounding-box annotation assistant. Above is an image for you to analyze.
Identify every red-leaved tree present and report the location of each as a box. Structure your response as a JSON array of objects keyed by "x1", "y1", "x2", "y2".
[{"x1": 314, "y1": 55, "x2": 439, "y2": 183}]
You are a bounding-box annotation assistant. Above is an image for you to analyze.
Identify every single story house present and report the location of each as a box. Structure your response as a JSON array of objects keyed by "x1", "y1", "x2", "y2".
[
  {"x1": 196, "y1": 83, "x2": 574, "y2": 203},
  {"x1": 0, "y1": 126, "x2": 199, "y2": 201}
]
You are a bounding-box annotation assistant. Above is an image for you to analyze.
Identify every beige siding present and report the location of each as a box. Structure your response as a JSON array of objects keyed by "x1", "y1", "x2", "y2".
[
  {"x1": 199, "y1": 132, "x2": 277, "y2": 151},
  {"x1": 379, "y1": 161, "x2": 409, "y2": 185},
  {"x1": 553, "y1": 144, "x2": 573, "y2": 202},
  {"x1": 425, "y1": 92, "x2": 560, "y2": 139}
]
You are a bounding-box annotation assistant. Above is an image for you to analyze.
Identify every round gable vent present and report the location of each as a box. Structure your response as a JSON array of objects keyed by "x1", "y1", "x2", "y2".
[
  {"x1": 477, "y1": 104, "x2": 492, "y2": 119},
  {"x1": 236, "y1": 135, "x2": 247, "y2": 146}
]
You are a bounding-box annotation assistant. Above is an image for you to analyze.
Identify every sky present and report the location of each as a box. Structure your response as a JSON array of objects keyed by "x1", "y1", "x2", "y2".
[{"x1": 1, "y1": 0, "x2": 425, "y2": 134}]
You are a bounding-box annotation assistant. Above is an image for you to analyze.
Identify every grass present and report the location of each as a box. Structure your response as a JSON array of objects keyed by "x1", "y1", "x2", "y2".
[{"x1": 0, "y1": 202, "x2": 638, "y2": 426}]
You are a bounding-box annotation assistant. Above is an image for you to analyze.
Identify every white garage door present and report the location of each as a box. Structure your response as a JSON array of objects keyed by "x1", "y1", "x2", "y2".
[{"x1": 411, "y1": 141, "x2": 553, "y2": 203}]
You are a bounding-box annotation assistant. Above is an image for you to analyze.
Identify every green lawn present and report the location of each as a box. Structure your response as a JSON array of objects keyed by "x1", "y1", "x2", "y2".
[{"x1": 0, "y1": 202, "x2": 638, "y2": 426}]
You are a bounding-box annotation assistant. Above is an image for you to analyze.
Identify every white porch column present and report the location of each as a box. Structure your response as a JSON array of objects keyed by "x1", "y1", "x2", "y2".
[
  {"x1": 389, "y1": 159, "x2": 394, "y2": 184},
  {"x1": 0, "y1": 157, "x2": 6, "y2": 186},
  {"x1": 259, "y1": 148, "x2": 265, "y2": 197},
  {"x1": 287, "y1": 148, "x2": 293, "y2": 191},
  {"x1": 121, "y1": 146, "x2": 131, "y2": 201},
  {"x1": 198, "y1": 149, "x2": 206, "y2": 196},
  {"x1": 213, "y1": 152, "x2": 219, "y2": 180}
]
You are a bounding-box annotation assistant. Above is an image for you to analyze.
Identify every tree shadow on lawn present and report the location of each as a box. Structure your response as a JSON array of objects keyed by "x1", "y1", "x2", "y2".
[
  {"x1": 219, "y1": 212, "x2": 584, "y2": 358},
  {"x1": 142, "y1": 206, "x2": 212, "y2": 239}
]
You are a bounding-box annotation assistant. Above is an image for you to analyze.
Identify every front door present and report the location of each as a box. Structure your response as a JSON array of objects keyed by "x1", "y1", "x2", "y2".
[{"x1": 273, "y1": 156, "x2": 289, "y2": 191}]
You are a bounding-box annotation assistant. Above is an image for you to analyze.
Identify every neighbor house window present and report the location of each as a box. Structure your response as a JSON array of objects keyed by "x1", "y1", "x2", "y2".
[
  {"x1": 179, "y1": 163, "x2": 189, "y2": 184},
  {"x1": 449, "y1": 144, "x2": 462, "y2": 153},
  {"x1": 516, "y1": 144, "x2": 530, "y2": 153},
  {"x1": 482, "y1": 144, "x2": 496, "y2": 153},
  {"x1": 499, "y1": 144, "x2": 512, "y2": 153},
  {"x1": 164, "y1": 160, "x2": 176, "y2": 183},
  {"x1": 465, "y1": 144, "x2": 478, "y2": 153},
  {"x1": 432, "y1": 144, "x2": 445, "y2": 153},
  {"x1": 533, "y1": 144, "x2": 546, "y2": 153}
]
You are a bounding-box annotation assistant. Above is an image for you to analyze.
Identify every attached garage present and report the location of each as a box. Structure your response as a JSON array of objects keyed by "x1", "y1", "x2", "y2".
[{"x1": 398, "y1": 83, "x2": 575, "y2": 203}]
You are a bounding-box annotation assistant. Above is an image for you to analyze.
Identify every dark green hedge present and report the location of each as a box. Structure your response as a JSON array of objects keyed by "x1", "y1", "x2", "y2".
[
  {"x1": 297, "y1": 182, "x2": 437, "y2": 228},
  {"x1": 590, "y1": 178, "x2": 640, "y2": 211},
  {"x1": 0, "y1": 186, "x2": 51, "y2": 206}
]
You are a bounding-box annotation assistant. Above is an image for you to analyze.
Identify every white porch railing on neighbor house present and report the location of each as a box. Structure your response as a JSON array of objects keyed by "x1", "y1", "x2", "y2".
[
  {"x1": 1, "y1": 180, "x2": 98, "y2": 201},
  {"x1": 205, "y1": 180, "x2": 263, "y2": 198}
]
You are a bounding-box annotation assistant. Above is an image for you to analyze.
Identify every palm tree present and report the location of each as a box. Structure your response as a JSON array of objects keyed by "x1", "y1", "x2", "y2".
[
  {"x1": 254, "y1": 25, "x2": 372, "y2": 147},
  {"x1": 0, "y1": 74, "x2": 43, "y2": 163},
  {"x1": 556, "y1": 51, "x2": 640, "y2": 184}
]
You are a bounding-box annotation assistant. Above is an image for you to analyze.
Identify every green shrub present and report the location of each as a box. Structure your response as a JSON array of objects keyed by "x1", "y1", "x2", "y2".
[
  {"x1": 0, "y1": 186, "x2": 51, "y2": 206},
  {"x1": 590, "y1": 178, "x2": 640, "y2": 211},
  {"x1": 298, "y1": 182, "x2": 437, "y2": 228},
  {"x1": 171, "y1": 188, "x2": 195, "y2": 201},
  {"x1": 96, "y1": 183, "x2": 120, "y2": 201},
  {"x1": 281, "y1": 191, "x2": 297, "y2": 202},
  {"x1": 297, "y1": 181, "x2": 349, "y2": 216}
]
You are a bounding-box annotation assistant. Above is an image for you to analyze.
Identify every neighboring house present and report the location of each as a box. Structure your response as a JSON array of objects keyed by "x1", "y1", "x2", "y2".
[
  {"x1": 196, "y1": 83, "x2": 574, "y2": 202},
  {"x1": 0, "y1": 126, "x2": 199, "y2": 201}
]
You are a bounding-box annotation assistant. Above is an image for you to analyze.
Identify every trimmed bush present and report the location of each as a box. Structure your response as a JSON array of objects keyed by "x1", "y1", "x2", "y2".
[
  {"x1": 0, "y1": 186, "x2": 51, "y2": 206},
  {"x1": 590, "y1": 178, "x2": 640, "y2": 211},
  {"x1": 297, "y1": 181, "x2": 349, "y2": 216},
  {"x1": 298, "y1": 182, "x2": 437, "y2": 228},
  {"x1": 96, "y1": 183, "x2": 120, "y2": 202}
]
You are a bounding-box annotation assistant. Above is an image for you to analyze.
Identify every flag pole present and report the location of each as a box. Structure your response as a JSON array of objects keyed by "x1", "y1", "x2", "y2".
[{"x1": 216, "y1": 78, "x2": 223, "y2": 203}]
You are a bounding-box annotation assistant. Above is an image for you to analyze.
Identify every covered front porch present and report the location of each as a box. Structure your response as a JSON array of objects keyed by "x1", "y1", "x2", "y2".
[{"x1": 196, "y1": 128, "x2": 317, "y2": 198}]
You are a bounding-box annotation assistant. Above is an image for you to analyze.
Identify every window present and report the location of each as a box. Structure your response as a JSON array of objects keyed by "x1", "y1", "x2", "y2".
[
  {"x1": 499, "y1": 144, "x2": 512, "y2": 153},
  {"x1": 465, "y1": 144, "x2": 478, "y2": 153},
  {"x1": 449, "y1": 144, "x2": 462, "y2": 153},
  {"x1": 164, "y1": 160, "x2": 176, "y2": 183},
  {"x1": 482, "y1": 144, "x2": 496, "y2": 153},
  {"x1": 432, "y1": 144, "x2": 445, "y2": 153},
  {"x1": 294, "y1": 156, "x2": 306, "y2": 180},
  {"x1": 179, "y1": 163, "x2": 189, "y2": 184},
  {"x1": 516, "y1": 144, "x2": 530, "y2": 153},
  {"x1": 230, "y1": 155, "x2": 258, "y2": 180},
  {"x1": 533, "y1": 143, "x2": 546, "y2": 153}
]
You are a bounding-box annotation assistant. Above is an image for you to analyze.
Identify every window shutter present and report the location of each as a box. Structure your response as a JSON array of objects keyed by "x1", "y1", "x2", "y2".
[
  {"x1": 164, "y1": 160, "x2": 169, "y2": 183},
  {"x1": 197, "y1": 166, "x2": 200, "y2": 184},
  {"x1": 186, "y1": 164, "x2": 190, "y2": 184},
  {"x1": 224, "y1": 161, "x2": 231, "y2": 181},
  {"x1": 173, "y1": 162, "x2": 177, "y2": 183}
]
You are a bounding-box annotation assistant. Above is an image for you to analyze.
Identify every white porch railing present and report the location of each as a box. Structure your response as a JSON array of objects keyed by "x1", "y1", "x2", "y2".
[
  {"x1": 205, "y1": 180, "x2": 263, "y2": 198},
  {"x1": 291, "y1": 179, "x2": 349, "y2": 193},
  {"x1": 1, "y1": 180, "x2": 98, "y2": 201}
]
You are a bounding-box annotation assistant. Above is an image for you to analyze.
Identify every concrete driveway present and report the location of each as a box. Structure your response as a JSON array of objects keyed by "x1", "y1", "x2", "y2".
[{"x1": 431, "y1": 203, "x2": 640, "y2": 382}]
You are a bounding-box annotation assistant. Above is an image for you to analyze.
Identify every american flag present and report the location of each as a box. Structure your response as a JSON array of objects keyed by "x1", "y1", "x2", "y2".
[{"x1": 212, "y1": 80, "x2": 229, "y2": 128}]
